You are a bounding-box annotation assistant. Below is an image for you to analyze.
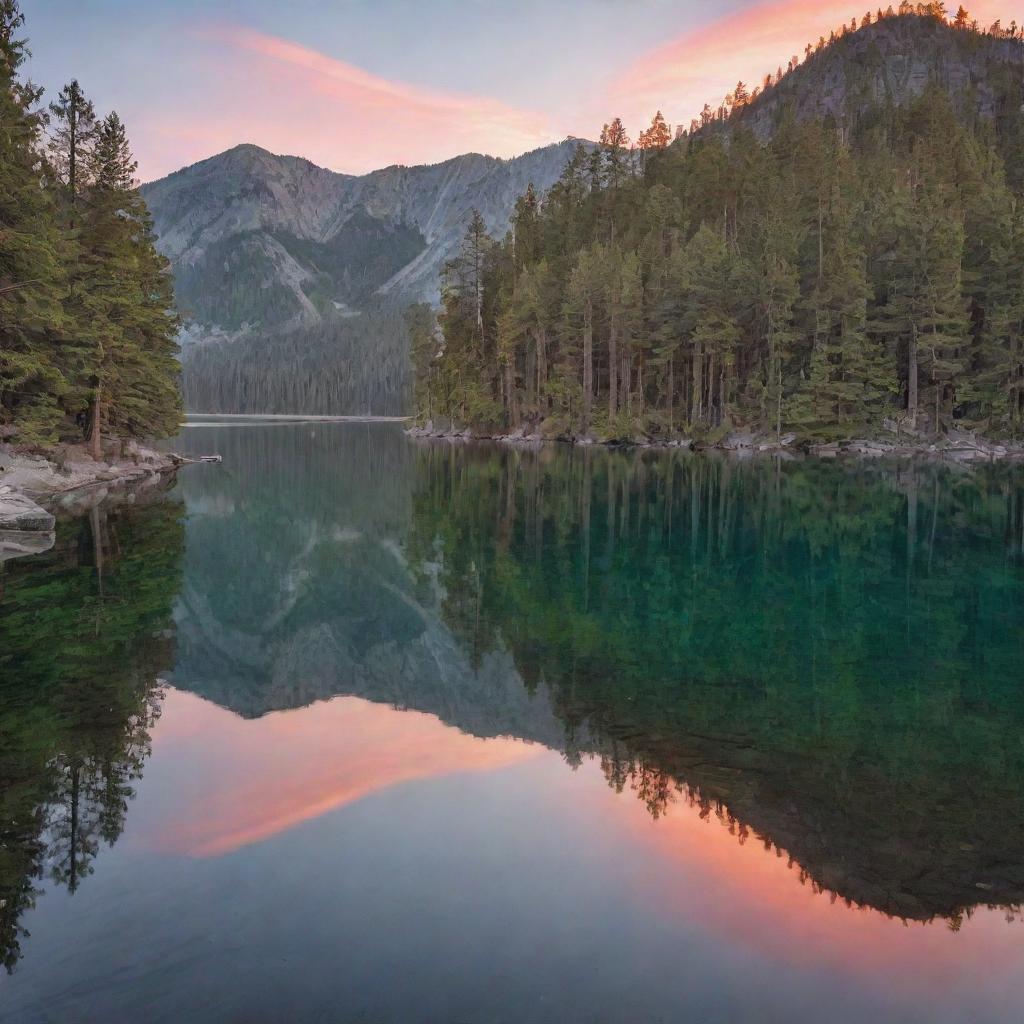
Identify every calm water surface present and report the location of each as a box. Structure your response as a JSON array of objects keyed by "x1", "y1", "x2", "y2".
[{"x1": 2, "y1": 422, "x2": 1024, "y2": 1023}]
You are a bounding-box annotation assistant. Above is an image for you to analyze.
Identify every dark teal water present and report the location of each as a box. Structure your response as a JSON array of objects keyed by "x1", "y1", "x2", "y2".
[{"x1": 2, "y1": 421, "x2": 1024, "y2": 1023}]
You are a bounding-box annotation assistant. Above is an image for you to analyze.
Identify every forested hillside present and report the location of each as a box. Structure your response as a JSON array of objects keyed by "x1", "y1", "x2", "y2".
[
  {"x1": 181, "y1": 310, "x2": 415, "y2": 415},
  {"x1": 418, "y1": 7, "x2": 1024, "y2": 442},
  {"x1": 0, "y1": 1, "x2": 180, "y2": 450}
]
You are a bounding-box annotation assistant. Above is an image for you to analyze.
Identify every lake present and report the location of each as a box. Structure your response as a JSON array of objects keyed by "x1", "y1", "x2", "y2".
[{"x1": 2, "y1": 421, "x2": 1024, "y2": 1023}]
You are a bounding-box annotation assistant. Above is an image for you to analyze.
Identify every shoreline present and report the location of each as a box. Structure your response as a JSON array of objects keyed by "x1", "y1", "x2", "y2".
[
  {"x1": 183, "y1": 413, "x2": 411, "y2": 424},
  {"x1": 405, "y1": 424, "x2": 1024, "y2": 464},
  {"x1": 0, "y1": 440, "x2": 185, "y2": 563}
]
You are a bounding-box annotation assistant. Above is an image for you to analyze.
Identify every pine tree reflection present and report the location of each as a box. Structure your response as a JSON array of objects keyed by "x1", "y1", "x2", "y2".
[
  {"x1": 0, "y1": 497, "x2": 183, "y2": 970},
  {"x1": 406, "y1": 442, "x2": 1024, "y2": 924}
]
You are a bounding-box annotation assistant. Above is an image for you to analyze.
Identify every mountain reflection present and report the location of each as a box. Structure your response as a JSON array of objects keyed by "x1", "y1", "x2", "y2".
[
  {"x1": 0, "y1": 495, "x2": 184, "y2": 971},
  {"x1": 169, "y1": 424, "x2": 1024, "y2": 927}
]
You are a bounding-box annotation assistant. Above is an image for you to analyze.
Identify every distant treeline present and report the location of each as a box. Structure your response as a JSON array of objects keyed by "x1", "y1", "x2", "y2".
[
  {"x1": 0, "y1": 1, "x2": 180, "y2": 452},
  {"x1": 181, "y1": 311, "x2": 413, "y2": 416},
  {"x1": 414, "y1": 13, "x2": 1024, "y2": 441}
]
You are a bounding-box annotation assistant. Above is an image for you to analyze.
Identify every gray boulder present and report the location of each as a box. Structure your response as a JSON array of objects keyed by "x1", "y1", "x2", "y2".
[{"x1": 0, "y1": 487, "x2": 55, "y2": 531}]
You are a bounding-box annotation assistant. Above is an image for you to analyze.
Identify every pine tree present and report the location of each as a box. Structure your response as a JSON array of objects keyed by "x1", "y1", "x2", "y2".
[
  {"x1": 564, "y1": 243, "x2": 607, "y2": 435},
  {"x1": 77, "y1": 112, "x2": 180, "y2": 456},
  {"x1": 678, "y1": 226, "x2": 741, "y2": 427},
  {"x1": 638, "y1": 111, "x2": 671, "y2": 152},
  {"x1": 437, "y1": 212, "x2": 498, "y2": 425},
  {"x1": 48, "y1": 79, "x2": 97, "y2": 207},
  {"x1": 605, "y1": 247, "x2": 643, "y2": 425},
  {"x1": 875, "y1": 178, "x2": 968, "y2": 431},
  {"x1": 790, "y1": 201, "x2": 893, "y2": 435},
  {"x1": 0, "y1": 0, "x2": 66, "y2": 441},
  {"x1": 417, "y1": 18, "x2": 1024, "y2": 444},
  {"x1": 760, "y1": 248, "x2": 800, "y2": 437},
  {"x1": 599, "y1": 118, "x2": 632, "y2": 190}
]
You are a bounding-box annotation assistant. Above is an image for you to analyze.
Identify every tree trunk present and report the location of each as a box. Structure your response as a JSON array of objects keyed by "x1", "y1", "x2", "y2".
[
  {"x1": 505, "y1": 358, "x2": 519, "y2": 428},
  {"x1": 535, "y1": 326, "x2": 548, "y2": 416},
  {"x1": 89, "y1": 384, "x2": 103, "y2": 461},
  {"x1": 692, "y1": 342, "x2": 703, "y2": 424},
  {"x1": 582, "y1": 301, "x2": 593, "y2": 434},
  {"x1": 908, "y1": 323, "x2": 919, "y2": 428},
  {"x1": 608, "y1": 317, "x2": 618, "y2": 422},
  {"x1": 706, "y1": 352, "x2": 716, "y2": 426},
  {"x1": 668, "y1": 352, "x2": 675, "y2": 434}
]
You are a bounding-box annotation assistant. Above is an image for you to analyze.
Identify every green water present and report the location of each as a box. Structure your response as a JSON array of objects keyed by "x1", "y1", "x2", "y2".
[{"x1": 2, "y1": 422, "x2": 1024, "y2": 1022}]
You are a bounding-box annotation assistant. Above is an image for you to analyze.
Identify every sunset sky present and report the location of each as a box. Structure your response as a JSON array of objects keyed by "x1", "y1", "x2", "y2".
[{"x1": 23, "y1": 0, "x2": 1016, "y2": 180}]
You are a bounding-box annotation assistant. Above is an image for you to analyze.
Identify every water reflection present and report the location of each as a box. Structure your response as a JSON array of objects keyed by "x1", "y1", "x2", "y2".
[
  {"x1": 167, "y1": 426, "x2": 1024, "y2": 926},
  {"x1": 404, "y1": 443, "x2": 1024, "y2": 924},
  {"x1": 136, "y1": 691, "x2": 538, "y2": 858},
  {"x1": 0, "y1": 495, "x2": 183, "y2": 971},
  {"x1": 3, "y1": 423, "x2": 1024, "y2": 1021}
]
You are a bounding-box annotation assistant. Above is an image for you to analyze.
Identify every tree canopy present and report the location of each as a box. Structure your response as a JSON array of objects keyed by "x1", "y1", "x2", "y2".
[{"x1": 0, "y1": 1, "x2": 180, "y2": 449}]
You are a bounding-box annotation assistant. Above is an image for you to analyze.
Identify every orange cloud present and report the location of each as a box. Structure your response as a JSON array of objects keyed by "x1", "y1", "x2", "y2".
[
  {"x1": 140, "y1": 690, "x2": 540, "y2": 857},
  {"x1": 611, "y1": 0, "x2": 1011, "y2": 135},
  {"x1": 133, "y1": 687, "x2": 1023, "y2": 1004}
]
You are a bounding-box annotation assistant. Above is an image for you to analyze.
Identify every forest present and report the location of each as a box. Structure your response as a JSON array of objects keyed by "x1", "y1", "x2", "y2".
[
  {"x1": 181, "y1": 309, "x2": 414, "y2": 416},
  {"x1": 0, "y1": 0, "x2": 180, "y2": 451},
  {"x1": 414, "y1": 7, "x2": 1024, "y2": 442}
]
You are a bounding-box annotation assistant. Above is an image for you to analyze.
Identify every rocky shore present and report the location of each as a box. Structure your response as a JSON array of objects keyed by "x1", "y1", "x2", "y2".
[
  {"x1": 0, "y1": 441, "x2": 184, "y2": 564},
  {"x1": 406, "y1": 422, "x2": 1024, "y2": 464}
]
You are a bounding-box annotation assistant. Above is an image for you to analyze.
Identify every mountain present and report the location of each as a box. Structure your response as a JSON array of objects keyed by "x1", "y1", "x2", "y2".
[
  {"x1": 718, "y1": 12, "x2": 1024, "y2": 145},
  {"x1": 142, "y1": 139, "x2": 585, "y2": 345}
]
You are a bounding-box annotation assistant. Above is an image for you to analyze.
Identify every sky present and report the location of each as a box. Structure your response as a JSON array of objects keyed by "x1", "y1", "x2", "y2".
[{"x1": 21, "y1": 0, "x2": 1018, "y2": 181}]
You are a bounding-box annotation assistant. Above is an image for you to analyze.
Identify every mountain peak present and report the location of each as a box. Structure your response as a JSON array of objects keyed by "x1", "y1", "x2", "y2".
[{"x1": 688, "y1": 9, "x2": 1024, "y2": 138}]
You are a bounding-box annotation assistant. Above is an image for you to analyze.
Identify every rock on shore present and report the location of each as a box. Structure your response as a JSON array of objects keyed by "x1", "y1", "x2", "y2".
[
  {"x1": 0, "y1": 441, "x2": 183, "y2": 564},
  {"x1": 0, "y1": 528, "x2": 55, "y2": 564},
  {"x1": 0, "y1": 440, "x2": 179, "y2": 498},
  {"x1": 0, "y1": 487, "x2": 55, "y2": 531}
]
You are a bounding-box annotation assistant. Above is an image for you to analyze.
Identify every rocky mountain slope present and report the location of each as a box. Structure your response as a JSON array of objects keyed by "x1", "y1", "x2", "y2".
[{"x1": 142, "y1": 139, "x2": 584, "y2": 346}]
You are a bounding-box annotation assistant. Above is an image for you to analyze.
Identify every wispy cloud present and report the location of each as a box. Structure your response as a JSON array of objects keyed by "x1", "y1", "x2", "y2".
[{"x1": 157, "y1": 23, "x2": 557, "y2": 175}]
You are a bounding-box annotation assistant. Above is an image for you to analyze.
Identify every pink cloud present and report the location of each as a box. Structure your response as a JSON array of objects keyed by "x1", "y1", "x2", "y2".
[
  {"x1": 137, "y1": 23, "x2": 556, "y2": 178},
  {"x1": 135, "y1": 690, "x2": 540, "y2": 857}
]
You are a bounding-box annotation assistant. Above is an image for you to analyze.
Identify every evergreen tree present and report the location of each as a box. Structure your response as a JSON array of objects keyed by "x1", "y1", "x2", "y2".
[
  {"x1": 0, "y1": 3, "x2": 182, "y2": 449},
  {"x1": 78, "y1": 112, "x2": 180, "y2": 456},
  {"x1": 48, "y1": 79, "x2": 97, "y2": 207},
  {"x1": 875, "y1": 177, "x2": 968, "y2": 430},
  {"x1": 0, "y1": 0, "x2": 66, "y2": 441},
  {"x1": 416, "y1": 12, "x2": 1024, "y2": 443},
  {"x1": 790, "y1": 196, "x2": 893, "y2": 435}
]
